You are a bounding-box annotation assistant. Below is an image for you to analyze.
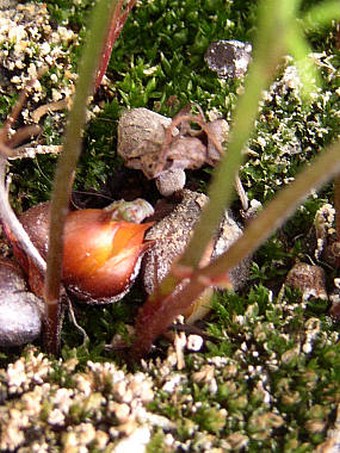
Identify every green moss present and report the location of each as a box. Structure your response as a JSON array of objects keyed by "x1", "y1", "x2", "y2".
[
  {"x1": 146, "y1": 430, "x2": 168, "y2": 453},
  {"x1": 109, "y1": 0, "x2": 251, "y2": 116},
  {"x1": 43, "y1": 0, "x2": 94, "y2": 29}
]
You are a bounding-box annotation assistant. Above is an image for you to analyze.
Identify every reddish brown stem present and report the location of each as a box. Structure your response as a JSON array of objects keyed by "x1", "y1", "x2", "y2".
[
  {"x1": 6, "y1": 125, "x2": 42, "y2": 149},
  {"x1": 94, "y1": 0, "x2": 136, "y2": 90},
  {"x1": 161, "y1": 114, "x2": 223, "y2": 164},
  {"x1": 1, "y1": 85, "x2": 31, "y2": 139},
  {"x1": 0, "y1": 78, "x2": 39, "y2": 157},
  {"x1": 42, "y1": 302, "x2": 62, "y2": 356},
  {"x1": 132, "y1": 139, "x2": 340, "y2": 358},
  {"x1": 132, "y1": 278, "x2": 206, "y2": 359}
]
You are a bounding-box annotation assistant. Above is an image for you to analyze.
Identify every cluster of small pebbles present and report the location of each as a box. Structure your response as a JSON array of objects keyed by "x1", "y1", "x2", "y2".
[{"x1": 117, "y1": 107, "x2": 229, "y2": 196}]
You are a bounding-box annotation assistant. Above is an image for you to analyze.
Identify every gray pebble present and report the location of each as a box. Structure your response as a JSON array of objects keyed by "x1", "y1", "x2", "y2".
[
  {"x1": 143, "y1": 190, "x2": 208, "y2": 294},
  {"x1": 0, "y1": 259, "x2": 43, "y2": 347},
  {"x1": 205, "y1": 40, "x2": 252, "y2": 79},
  {"x1": 155, "y1": 168, "x2": 186, "y2": 197}
]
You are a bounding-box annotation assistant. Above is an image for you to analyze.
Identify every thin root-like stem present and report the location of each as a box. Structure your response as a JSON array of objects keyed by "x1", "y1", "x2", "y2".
[
  {"x1": 0, "y1": 156, "x2": 46, "y2": 277},
  {"x1": 44, "y1": 0, "x2": 120, "y2": 355},
  {"x1": 94, "y1": 0, "x2": 136, "y2": 90}
]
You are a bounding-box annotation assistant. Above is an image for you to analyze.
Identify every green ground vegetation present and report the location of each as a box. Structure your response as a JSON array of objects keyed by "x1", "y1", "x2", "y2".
[{"x1": 0, "y1": 0, "x2": 339, "y2": 451}]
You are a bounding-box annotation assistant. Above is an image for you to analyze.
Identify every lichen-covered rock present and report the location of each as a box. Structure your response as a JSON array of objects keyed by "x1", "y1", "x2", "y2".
[
  {"x1": 117, "y1": 108, "x2": 175, "y2": 179},
  {"x1": 142, "y1": 190, "x2": 209, "y2": 295},
  {"x1": 205, "y1": 40, "x2": 252, "y2": 79},
  {"x1": 142, "y1": 189, "x2": 249, "y2": 304},
  {"x1": 285, "y1": 262, "x2": 328, "y2": 301}
]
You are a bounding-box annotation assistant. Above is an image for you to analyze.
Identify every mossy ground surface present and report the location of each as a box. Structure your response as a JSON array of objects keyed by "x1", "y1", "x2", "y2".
[{"x1": 0, "y1": 1, "x2": 339, "y2": 451}]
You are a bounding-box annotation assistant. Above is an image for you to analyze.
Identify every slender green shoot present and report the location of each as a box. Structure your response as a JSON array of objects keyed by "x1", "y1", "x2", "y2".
[
  {"x1": 44, "y1": 0, "x2": 118, "y2": 355},
  {"x1": 133, "y1": 138, "x2": 340, "y2": 357},
  {"x1": 146, "y1": 0, "x2": 337, "y2": 304},
  {"x1": 133, "y1": 0, "x2": 340, "y2": 356}
]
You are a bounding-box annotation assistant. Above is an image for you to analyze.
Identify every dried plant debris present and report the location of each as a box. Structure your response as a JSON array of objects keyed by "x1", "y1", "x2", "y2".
[
  {"x1": 0, "y1": 1, "x2": 79, "y2": 149},
  {"x1": 0, "y1": 259, "x2": 43, "y2": 348},
  {"x1": 117, "y1": 108, "x2": 228, "y2": 195},
  {"x1": 204, "y1": 40, "x2": 252, "y2": 79}
]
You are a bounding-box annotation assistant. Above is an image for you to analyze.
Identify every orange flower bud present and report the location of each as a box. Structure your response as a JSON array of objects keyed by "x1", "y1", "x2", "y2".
[
  {"x1": 62, "y1": 209, "x2": 153, "y2": 302},
  {"x1": 16, "y1": 203, "x2": 154, "y2": 303}
]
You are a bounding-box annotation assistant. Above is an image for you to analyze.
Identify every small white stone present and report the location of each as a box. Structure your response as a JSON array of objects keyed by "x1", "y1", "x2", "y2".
[
  {"x1": 162, "y1": 374, "x2": 183, "y2": 393},
  {"x1": 40, "y1": 41, "x2": 50, "y2": 55},
  {"x1": 186, "y1": 334, "x2": 204, "y2": 351}
]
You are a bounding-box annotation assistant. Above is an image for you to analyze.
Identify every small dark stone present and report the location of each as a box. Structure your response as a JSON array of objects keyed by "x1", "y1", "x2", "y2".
[{"x1": 205, "y1": 40, "x2": 252, "y2": 79}]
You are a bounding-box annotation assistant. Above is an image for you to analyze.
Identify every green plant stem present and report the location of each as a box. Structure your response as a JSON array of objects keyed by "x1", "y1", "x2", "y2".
[
  {"x1": 302, "y1": 1, "x2": 340, "y2": 29},
  {"x1": 202, "y1": 139, "x2": 340, "y2": 279},
  {"x1": 181, "y1": 6, "x2": 282, "y2": 270},
  {"x1": 44, "y1": 0, "x2": 118, "y2": 355},
  {"x1": 133, "y1": 138, "x2": 340, "y2": 358},
  {"x1": 145, "y1": 0, "x2": 291, "y2": 304}
]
